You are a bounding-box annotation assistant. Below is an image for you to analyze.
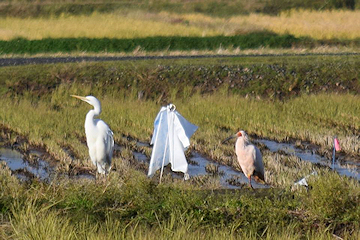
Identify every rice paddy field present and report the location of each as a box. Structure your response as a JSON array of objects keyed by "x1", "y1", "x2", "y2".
[
  {"x1": 1, "y1": 1, "x2": 360, "y2": 239},
  {"x1": 0, "y1": 55, "x2": 359, "y2": 239}
]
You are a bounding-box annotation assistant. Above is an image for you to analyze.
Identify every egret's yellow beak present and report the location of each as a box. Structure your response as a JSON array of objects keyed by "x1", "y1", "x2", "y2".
[{"x1": 71, "y1": 95, "x2": 87, "y2": 102}]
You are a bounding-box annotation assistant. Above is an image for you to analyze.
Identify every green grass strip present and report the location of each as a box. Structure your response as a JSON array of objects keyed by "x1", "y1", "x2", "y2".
[
  {"x1": 0, "y1": 33, "x2": 302, "y2": 54},
  {"x1": 2, "y1": 32, "x2": 359, "y2": 55}
]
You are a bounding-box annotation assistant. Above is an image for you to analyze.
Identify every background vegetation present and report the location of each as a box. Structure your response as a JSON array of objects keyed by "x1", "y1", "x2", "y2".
[
  {"x1": 1, "y1": 1, "x2": 360, "y2": 54},
  {"x1": 0, "y1": 0, "x2": 358, "y2": 17},
  {"x1": 1, "y1": 9, "x2": 359, "y2": 41}
]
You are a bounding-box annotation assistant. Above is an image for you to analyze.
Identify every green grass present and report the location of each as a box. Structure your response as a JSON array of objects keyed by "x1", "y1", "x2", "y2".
[
  {"x1": 0, "y1": 30, "x2": 359, "y2": 55},
  {"x1": 1, "y1": 163, "x2": 359, "y2": 239},
  {"x1": 0, "y1": 33, "x2": 303, "y2": 54},
  {"x1": 1, "y1": 55, "x2": 360, "y2": 239}
]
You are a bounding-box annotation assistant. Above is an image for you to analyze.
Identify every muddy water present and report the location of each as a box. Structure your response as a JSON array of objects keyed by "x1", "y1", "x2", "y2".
[
  {"x1": 188, "y1": 152, "x2": 268, "y2": 189},
  {"x1": 133, "y1": 151, "x2": 148, "y2": 163},
  {"x1": 128, "y1": 138, "x2": 267, "y2": 188},
  {"x1": 132, "y1": 148, "x2": 267, "y2": 188},
  {"x1": 0, "y1": 147, "x2": 94, "y2": 181},
  {"x1": 1, "y1": 137, "x2": 358, "y2": 186},
  {"x1": 256, "y1": 139, "x2": 360, "y2": 181},
  {"x1": 0, "y1": 148, "x2": 51, "y2": 181}
]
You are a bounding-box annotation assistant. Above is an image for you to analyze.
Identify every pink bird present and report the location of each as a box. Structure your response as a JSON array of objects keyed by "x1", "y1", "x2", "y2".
[{"x1": 223, "y1": 130, "x2": 265, "y2": 189}]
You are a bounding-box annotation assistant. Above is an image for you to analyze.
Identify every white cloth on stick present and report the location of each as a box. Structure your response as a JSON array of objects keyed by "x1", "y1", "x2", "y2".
[{"x1": 148, "y1": 104, "x2": 198, "y2": 178}]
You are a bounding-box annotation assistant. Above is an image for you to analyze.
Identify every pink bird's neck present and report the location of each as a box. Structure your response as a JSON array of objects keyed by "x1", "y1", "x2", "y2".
[{"x1": 236, "y1": 137, "x2": 248, "y2": 149}]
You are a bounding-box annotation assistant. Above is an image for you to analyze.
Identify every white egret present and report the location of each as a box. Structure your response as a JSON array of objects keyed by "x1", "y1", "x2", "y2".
[
  {"x1": 223, "y1": 130, "x2": 265, "y2": 188},
  {"x1": 71, "y1": 95, "x2": 114, "y2": 176}
]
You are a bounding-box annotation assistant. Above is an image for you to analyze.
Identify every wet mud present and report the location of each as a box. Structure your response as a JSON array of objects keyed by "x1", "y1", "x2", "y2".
[{"x1": 1, "y1": 128, "x2": 359, "y2": 187}]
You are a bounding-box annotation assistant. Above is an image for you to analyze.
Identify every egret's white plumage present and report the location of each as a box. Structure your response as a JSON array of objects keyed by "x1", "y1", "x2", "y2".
[
  {"x1": 71, "y1": 95, "x2": 114, "y2": 175},
  {"x1": 223, "y1": 130, "x2": 264, "y2": 188}
]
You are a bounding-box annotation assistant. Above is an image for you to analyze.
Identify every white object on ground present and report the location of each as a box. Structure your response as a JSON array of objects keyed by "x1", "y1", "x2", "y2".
[
  {"x1": 148, "y1": 104, "x2": 198, "y2": 181},
  {"x1": 294, "y1": 171, "x2": 318, "y2": 187}
]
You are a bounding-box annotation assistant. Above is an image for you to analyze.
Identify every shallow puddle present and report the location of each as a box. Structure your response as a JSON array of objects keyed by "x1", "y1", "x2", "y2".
[
  {"x1": 257, "y1": 139, "x2": 360, "y2": 181},
  {"x1": 133, "y1": 151, "x2": 148, "y2": 163},
  {"x1": 0, "y1": 147, "x2": 96, "y2": 181},
  {"x1": 0, "y1": 148, "x2": 51, "y2": 181},
  {"x1": 136, "y1": 141, "x2": 151, "y2": 147}
]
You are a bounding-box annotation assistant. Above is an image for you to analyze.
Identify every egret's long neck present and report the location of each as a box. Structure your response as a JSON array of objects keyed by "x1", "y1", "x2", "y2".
[
  {"x1": 84, "y1": 106, "x2": 101, "y2": 134},
  {"x1": 92, "y1": 103, "x2": 101, "y2": 117}
]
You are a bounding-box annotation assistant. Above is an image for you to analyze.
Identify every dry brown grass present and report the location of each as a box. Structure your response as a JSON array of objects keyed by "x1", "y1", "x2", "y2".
[
  {"x1": 0, "y1": 12, "x2": 218, "y2": 40},
  {"x1": 245, "y1": 9, "x2": 360, "y2": 40},
  {"x1": 177, "y1": 9, "x2": 360, "y2": 40},
  {"x1": 0, "y1": 9, "x2": 359, "y2": 40}
]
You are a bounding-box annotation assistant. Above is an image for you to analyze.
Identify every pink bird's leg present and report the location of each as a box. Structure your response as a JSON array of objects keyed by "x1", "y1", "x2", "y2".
[{"x1": 248, "y1": 175, "x2": 254, "y2": 189}]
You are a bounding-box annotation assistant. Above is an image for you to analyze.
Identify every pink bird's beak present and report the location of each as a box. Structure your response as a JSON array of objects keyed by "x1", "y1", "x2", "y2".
[{"x1": 222, "y1": 134, "x2": 237, "y2": 144}]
